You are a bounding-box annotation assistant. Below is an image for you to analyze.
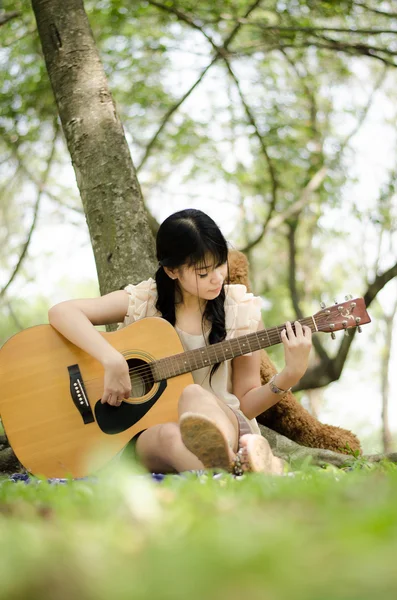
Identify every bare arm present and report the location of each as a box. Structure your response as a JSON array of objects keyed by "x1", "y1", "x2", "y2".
[
  {"x1": 48, "y1": 291, "x2": 131, "y2": 405},
  {"x1": 232, "y1": 320, "x2": 312, "y2": 420}
]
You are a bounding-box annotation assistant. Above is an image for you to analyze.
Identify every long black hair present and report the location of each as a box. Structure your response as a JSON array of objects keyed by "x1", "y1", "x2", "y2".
[{"x1": 155, "y1": 209, "x2": 229, "y2": 382}]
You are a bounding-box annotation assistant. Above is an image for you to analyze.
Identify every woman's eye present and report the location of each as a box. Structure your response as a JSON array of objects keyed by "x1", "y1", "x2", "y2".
[{"x1": 198, "y1": 273, "x2": 208, "y2": 279}]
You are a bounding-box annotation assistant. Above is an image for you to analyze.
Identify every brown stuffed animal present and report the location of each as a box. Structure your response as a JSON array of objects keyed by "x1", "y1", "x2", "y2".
[{"x1": 228, "y1": 250, "x2": 362, "y2": 455}]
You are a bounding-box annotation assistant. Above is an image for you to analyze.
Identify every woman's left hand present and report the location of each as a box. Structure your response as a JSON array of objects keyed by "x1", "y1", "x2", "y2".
[{"x1": 280, "y1": 320, "x2": 312, "y2": 385}]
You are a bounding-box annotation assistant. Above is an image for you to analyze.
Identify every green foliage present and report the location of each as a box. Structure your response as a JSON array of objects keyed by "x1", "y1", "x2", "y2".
[
  {"x1": 0, "y1": 464, "x2": 397, "y2": 599},
  {"x1": 0, "y1": 295, "x2": 50, "y2": 345}
]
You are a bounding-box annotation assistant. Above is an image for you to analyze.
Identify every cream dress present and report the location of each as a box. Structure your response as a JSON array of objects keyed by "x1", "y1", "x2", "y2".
[{"x1": 117, "y1": 278, "x2": 262, "y2": 434}]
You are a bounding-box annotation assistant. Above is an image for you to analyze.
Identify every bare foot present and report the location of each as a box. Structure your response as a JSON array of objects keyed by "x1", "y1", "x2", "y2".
[
  {"x1": 180, "y1": 413, "x2": 285, "y2": 475},
  {"x1": 237, "y1": 434, "x2": 285, "y2": 475},
  {"x1": 179, "y1": 413, "x2": 234, "y2": 470}
]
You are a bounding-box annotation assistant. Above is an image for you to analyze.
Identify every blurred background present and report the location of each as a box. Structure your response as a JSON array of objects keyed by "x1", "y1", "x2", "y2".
[{"x1": 1, "y1": 0, "x2": 396, "y2": 454}]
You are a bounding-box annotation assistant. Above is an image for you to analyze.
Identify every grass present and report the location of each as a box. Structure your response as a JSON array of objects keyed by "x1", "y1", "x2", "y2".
[{"x1": 0, "y1": 460, "x2": 397, "y2": 600}]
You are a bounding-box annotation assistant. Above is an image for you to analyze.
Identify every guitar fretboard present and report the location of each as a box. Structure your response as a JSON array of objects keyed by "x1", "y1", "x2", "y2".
[{"x1": 151, "y1": 316, "x2": 317, "y2": 382}]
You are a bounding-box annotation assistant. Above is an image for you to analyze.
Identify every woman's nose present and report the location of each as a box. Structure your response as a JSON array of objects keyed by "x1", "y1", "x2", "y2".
[{"x1": 211, "y1": 270, "x2": 223, "y2": 285}]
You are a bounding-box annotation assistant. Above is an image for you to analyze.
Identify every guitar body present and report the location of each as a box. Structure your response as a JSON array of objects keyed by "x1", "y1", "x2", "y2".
[{"x1": 0, "y1": 318, "x2": 192, "y2": 478}]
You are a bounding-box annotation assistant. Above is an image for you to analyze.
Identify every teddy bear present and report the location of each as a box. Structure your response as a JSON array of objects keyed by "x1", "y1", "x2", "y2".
[{"x1": 228, "y1": 249, "x2": 361, "y2": 455}]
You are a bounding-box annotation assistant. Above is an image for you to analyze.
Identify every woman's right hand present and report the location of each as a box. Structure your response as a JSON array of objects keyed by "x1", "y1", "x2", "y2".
[{"x1": 101, "y1": 353, "x2": 132, "y2": 406}]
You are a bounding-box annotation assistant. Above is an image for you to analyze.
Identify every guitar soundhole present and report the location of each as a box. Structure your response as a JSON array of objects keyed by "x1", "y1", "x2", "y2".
[{"x1": 126, "y1": 358, "x2": 154, "y2": 398}]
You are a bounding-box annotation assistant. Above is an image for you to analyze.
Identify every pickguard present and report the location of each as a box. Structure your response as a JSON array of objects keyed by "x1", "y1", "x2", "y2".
[{"x1": 94, "y1": 379, "x2": 167, "y2": 434}]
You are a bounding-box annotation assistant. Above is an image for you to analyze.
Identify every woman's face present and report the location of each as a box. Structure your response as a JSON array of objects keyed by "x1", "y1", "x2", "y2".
[{"x1": 167, "y1": 256, "x2": 228, "y2": 302}]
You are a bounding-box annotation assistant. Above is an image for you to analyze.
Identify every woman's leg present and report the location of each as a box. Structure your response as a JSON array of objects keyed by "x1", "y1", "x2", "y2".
[{"x1": 135, "y1": 384, "x2": 238, "y2": 473}]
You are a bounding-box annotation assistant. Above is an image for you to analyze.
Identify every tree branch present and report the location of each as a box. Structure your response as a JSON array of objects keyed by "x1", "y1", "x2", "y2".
[
  {"x1": 146, "y1": 0, "x2": 218, "y2": 48},
  {"x1": 287, "y1": 220, "x2": 331, "y2": 364},
  {"x1": 232, "y1": 41, "x2": 397, "y2": 68},
  {"x1": 297, "y1": 260, "x2": 397, "y2": 390},
  {"x1": 365, "y1": 261, "x2": 397, "y2": 307},
  {"x1": 136, "y1": 57, "x2": 217, "y2": 172},
  {"x1": 0, "y1": 124, "x2": 58, "y2": 300},
  {"x1": 0, "y1": 125, "x2": 63, "y2": 206},
  {"x1": 241, "y1": 165, "x2": 328, "y2": 252},
  {"x1": 223, "y1": 60, "x2": 279, "y2": 243},
  {"x1": 303, "y1": 36, "x2": 397, "y2": 67},
  {"x1": 5, "y1": 301, "x2": 24, "y2": 331},
  {"x1": 310, "y1": 31, "x2": 397, "y2": 58},
  {"x1": 137, "y1": 0, "x2": 263, "y2": 172},
  {"x1": 335, "y1": 65, "x2": 388, "y2": 160},
  {"x1": 0, "y1": 11, "x2": 20, "y2": 27},
  {"x1": 277, "y1": 51, "x2": 329, "y2": 362},
  {"x1": 352, "y1": 1, "x2": 397, "y2": 19},
  {"x1": 239, "y1": 23, "x2": 397, "y2": 36},
  {"x1": 276, "y1": 51, "x2": 387, "y2": 371},
  {"x1": 145, "y1": 0, "x2": 279, "y2": 242}
]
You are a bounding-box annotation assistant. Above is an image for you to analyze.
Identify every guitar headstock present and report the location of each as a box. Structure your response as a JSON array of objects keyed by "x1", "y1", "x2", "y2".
[{"x1": 313, "y1": 298, "x2": 371, "y2": 337}]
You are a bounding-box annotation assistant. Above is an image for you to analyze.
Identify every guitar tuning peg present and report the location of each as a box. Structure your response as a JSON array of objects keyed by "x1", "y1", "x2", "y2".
[
  {"x1": 320, "y1": 301, "x2": 326, "y2": 309},
  {"x1": 334, "y1": 299, "x2": 338, "y2": 305},
  {"x1": 358, "y1": 326, "x2": 362, "y2": 333},
  {"x1": 344, "y1": 329, "x2": 349, "y2": 337},
  {"x1": 345, "y1": 294, "x2": 353, "y2": 301},
  {"x1": 331, "y1": 332, "x2": 336, "y2": 340}
]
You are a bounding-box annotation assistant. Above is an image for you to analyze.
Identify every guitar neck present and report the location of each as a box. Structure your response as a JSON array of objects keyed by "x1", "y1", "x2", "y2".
[{"x1": 151, "y1": 316, "x2": 317, "y2": 382}]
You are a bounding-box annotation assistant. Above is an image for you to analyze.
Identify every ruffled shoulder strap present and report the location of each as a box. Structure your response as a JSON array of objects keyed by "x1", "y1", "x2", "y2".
[
  {"x1": 118, "y1": 277, "x2": 160, "y2": 329},
  {"x1": 224, "y1": 284, "x2": 262, "y2": 342}
]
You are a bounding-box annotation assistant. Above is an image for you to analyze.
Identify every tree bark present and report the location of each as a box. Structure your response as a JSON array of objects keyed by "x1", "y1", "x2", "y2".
[
  {"x1": 30, "y1": 0, "x2": 156, "y2": 295},
  {"x1": 259, "y1": 425, "x2": 397, "y2": 468},
  {"x1": 0, "y1": 435, "x2": 22, "y2": 473}
]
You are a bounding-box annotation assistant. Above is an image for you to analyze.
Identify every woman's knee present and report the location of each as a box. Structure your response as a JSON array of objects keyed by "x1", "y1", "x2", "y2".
[
  {"x1": 135, "y1": 423, "x2": 180, "y2": 471},
  {"x1": 178, "y1": 383, "x2": 213, "y2": 412},
  {"x1": 158, "y1": 422, "x2": 182, "y2": 450},
  {"x1": 180, "y1": 383, "x2": 203, "y2": 399}
]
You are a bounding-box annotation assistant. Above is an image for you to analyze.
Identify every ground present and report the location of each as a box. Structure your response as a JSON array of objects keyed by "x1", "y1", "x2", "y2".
[{"x1": 0, "y1": 457, "x2": 396, "y2": 600}]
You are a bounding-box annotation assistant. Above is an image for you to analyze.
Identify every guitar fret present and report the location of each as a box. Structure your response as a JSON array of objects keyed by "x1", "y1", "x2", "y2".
[
  {"x1": 212, "y1": 345, "x2": 222, "y2": 363},
  {"x1": 253, "y1": 332, "x2": 261, "y2": 352},
  {"x1": 168, "y1": 356, "x2": 177, "y2": 377},
  {"x1": 201, "y1": 348, "x2": 209, "y2": 368},
  {"x1": 235, "y1": 336, "x2": 243, "y2": 355},
  {"x1": 218, "y1": 342, "x2": 227, "y2": 361},
  {"x1": 182, "y1": 352, "x2": 190, "y2": 374},
  {"x1": 163, "y1": 356, "x2": 172, "y2": 378},
  {"x1": 190, "y1": 349, "x2": 199, "y2": 371},
  {"x1": 224, "y1": 343, "x2": 232, "y2": 359},
  {"x1": 155, "y1": 315, "x2": 332, "y2": 380},
  {"x1": 148, "y1": 303, "x2": 368, "y2": 381}
]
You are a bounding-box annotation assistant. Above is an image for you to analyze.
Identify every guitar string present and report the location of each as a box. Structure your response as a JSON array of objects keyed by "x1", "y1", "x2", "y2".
[
  {"x1": 82, "y1": 318, "x2": 318, "y2": 385},
  {"x1": 121, "y1": 317, "x2": 329, "y2": 379},
  {"x1": 83, "y1": 318, "x2": 343, "y2": 388},
  {"x1": 80, "y1": 318, "x2": 342, "y2": 389}
]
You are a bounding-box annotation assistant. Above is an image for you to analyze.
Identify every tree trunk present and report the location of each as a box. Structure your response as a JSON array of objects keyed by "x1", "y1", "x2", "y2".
[
  {"x1": 0, "y1": 434, "x2": 22, "y2": 473},
  {"x1": 259, "y1": 425, "x2": 397, "y2": 468},
  {"x1": 381, "y1": 304, "x2": 397, "y2": 453},
  {"x1": 30, "y1": 0, "x2": 157, "y2": 295}
]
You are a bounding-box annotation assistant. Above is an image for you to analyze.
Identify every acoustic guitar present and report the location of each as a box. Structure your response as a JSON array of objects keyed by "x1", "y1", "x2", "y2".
[{"x1": 0, "y1": 298, "x2": 370, "y2": 478}]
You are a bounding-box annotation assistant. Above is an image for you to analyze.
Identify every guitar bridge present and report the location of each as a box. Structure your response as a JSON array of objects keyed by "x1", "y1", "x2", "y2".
[{"x1": 68, "y1": 364, "x2": 95, "y2": 425}]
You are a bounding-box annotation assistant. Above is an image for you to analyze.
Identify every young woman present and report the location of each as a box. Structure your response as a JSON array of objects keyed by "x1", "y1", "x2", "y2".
[{"x1": 48, "y1": 209, "x2": 312, "y2": 475}]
